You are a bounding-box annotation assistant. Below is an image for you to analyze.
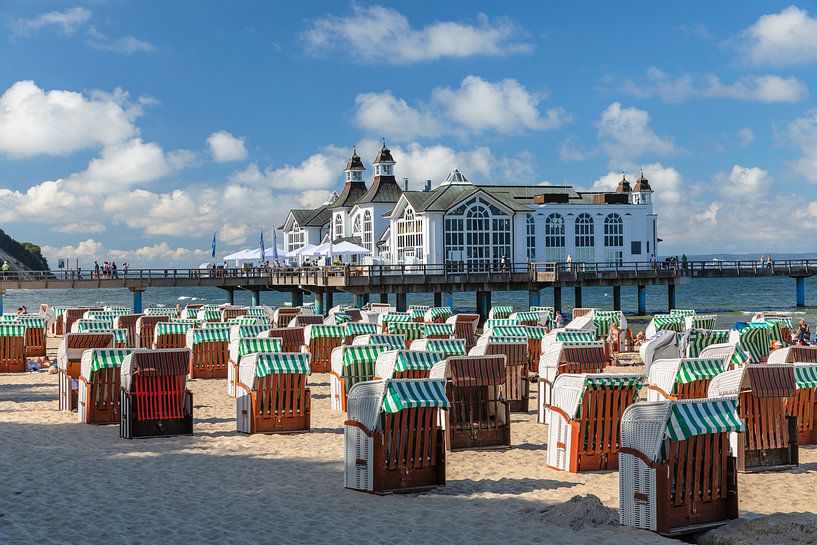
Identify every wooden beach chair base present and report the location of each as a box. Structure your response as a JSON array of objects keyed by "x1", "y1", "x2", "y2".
[
  {"x1": 189, "y1": 341, "x2": 229, "y2": 379},
  {"x1": 445, "y1": 385, "x2": 510, "y2": 451},
  {"x1": 78, "y1": 368, "x2": 121, "y2": 425},
  {"x1": 119, "y1": 386, "x2": 193, "y2": 439},
  {"x1": 58, "y1": 369, "x2": 78, "y2": 411},
  {"x1": 0, "y1": 336, "x2": 26, "y2": 373},
  {"x1": 236, "y1": 376, "x2": 311, "y2": 434},
  {"x1": 737, "y1": 393, "x2": 798, "y2": 472},
  {"x1": 787, "y1": 388, "x2": 817, "y2": 445}
]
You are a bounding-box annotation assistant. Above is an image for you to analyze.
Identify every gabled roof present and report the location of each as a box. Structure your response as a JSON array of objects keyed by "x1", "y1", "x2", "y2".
[
  {"x1": 278, "y1": 209, "x2": 313, "y2": 230},
  {"x1": 355, "y1": 176, "x2": 402, "y2": 204},
  {"x1": 332, "y1": 180, "x2": 368, "y2": 208},
  {"x1": 302, "y1": 203, "x2": 332, "y2": 227}
]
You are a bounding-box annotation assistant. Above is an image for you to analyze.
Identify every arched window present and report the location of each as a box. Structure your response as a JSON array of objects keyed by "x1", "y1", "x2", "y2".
[
  {"x1": 334, "y1": 214, "x2": 343, "y2": 240},
  {"x1": 544, "y1": 213, "x2": 565, "y2": 261},
  {"x1": 604, "y1": 213, "x2": 624, "y2": 265},
  {"x1": 396, "y1": 207, "x2": 423, "y2": 261},
  {"x1": 352, "y1": 214, "x2": 361, "y2": 235},
  {"x1": 575, "y1": 213, "x2": 595, "y2": 263},
  {"x1": 444, "y1": 196, "x2": 511, "y2": 271},
  {"x1": 363, "y1": 210, "x2": 373, "y2": 252},
  {"x1": 526, "y1": 214, "x2": 536, "y2": 260},
  {"x1": 287, "y1": 220, "x2": 305, "y2": 252}
]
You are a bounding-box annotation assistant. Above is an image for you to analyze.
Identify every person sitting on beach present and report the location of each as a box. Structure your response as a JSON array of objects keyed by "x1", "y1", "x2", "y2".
[
  {"x1": 634, "y1": 331, "x2": 646, "y2": 348},
  {"x1": 553, "y1": 311, "x2": 564, "y2": 329},
  {"x1": 797, "y1": 319, "x2": 811, "y2": 345}
]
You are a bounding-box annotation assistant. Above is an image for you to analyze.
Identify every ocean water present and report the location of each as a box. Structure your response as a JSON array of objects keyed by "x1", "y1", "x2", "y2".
[{"x1": 4, "y1": 274, "x2": 817, "y2": 330}]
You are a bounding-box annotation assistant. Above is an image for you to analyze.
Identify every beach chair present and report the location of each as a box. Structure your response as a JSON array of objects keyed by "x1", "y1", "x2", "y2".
[
  {"x1": 57, "y1": 332, "x2": 115, "y2": 411},
  {"x1": 767, "y1": 345, "x2": 817, "y2": 364},
  {"x1": 446, "y1": 314, "x2": 480, "y2": 351},
  {"x1": 510, "y1": 311, "x2": 541, "y2": 327},
  {"x1": 619, "y1": 398, "x2": 742, "y2": 536},
  {"x1": 708, "y1": 364, "x2": 798, "y2": 472},
  {"x1": 410, "y1": 338, "x2": 467, "y2": 358},
  {"x1": 71, "y1": 319, "x2": 114, "y2": 333},
  {"x1": 351, "y1": 334, "x2": 405, "y2": 349},
  {"x1": 303, "y1": 324, "x2": 345, "y2": 373},
  {"x1": 144, "y1": 307, "x2": 179, "y2": 318},
  {"x1": 113, "y1": 314, "x2": 143, "y2": 348},
  {"x1": 289, "y1": 314, "x2": 324, "y2": 327},
  {"x1": 262, "y1": 327, "x2": 304, "y2": 353},
  {"x1": 483, "y1": 318, "x2": 516, "y2": 330},
  {"x1": 571, "y1": 307, "x2": 595, "y2": 319},
  {"x1": 488, "y1": 306, "x2": 514, "y2": 320},
  {"x1": 424, "y1": 306, "x2": 453, "y2": 323},
  {"x1": 0, "y1": 324, "x2": 26, "y2": 373},
  {"x1": 135, "y1": 315, "x2": 171, "y2": 348},
  {"x1": 409, "y1": 307, "x2": 427, "y2": 323},
  {"x1": 647, "y1": 358, "x2": 726, "y2": 401},
  {"x1": 684, "y1": 314, "x2": 717, "y2": 330},
  {"x1": 152, "y1": 321, "x2": 195, "y2": 349},
  {"x1": 728, "y1": 325, "x2": 771, "y2": 363},
  {"x1": 423, "y1": 323, "x2": 453, "y2": 340},
  {"x1": 389, "y1": 322, "x2": 424, "y2": 348},
  {"x1": 548, "y1": 373, "x2": 643, "y2": 472},
  {"x1": 379, "y1": 312, "x2": 412, "y2": 334},
  {"x1": 779, "y1": 364, "x2": 817, "y2": 445},
  {"x1": 18, "y1": 316, "x2": 47, "y2": 358},
  {"x1": 683, "y1": 329, "x2": 730, "y2": 358},
  {"x1": 197, "y1": 308, "x2": 222, "y2": 323},
  {"x1": 330, "y1": 344, "x2": 390, "y2": 411},
  {"x1": 186, "y1": 327, "x2": 230, "y2": 379},
  {"x1": 111, "y1": 328, "x2": 129, "y2": 349},
  {"x1": 343, "y1": 322, "x2": 378, "y2": 345},
  {"x1": 273, "y1": 307, "x2": 301, "y2": 328},
  {"x1": 537, "y1": 341, "x2": 607, "y2": 424},
  {"x1": 78, "y1": 349, "x2": 131, "y2": 424},
  {"x1": 64, "y1": 307, "x2": 102, "y2": 334},
  {"x1": 51, "y1": 306, "x2": 68, "y2": 336},
  {"x1": 220, "y1": 306, "x2": 248, "y2": 321},
  {"x1": 119, "y1": 349, "x2": 193, "y2": 439},
  {"x1": 699, "y1": 342, "x2": 752, "y2": 371},
  {"x1": 227, "y1": 337, "x2": 282, "y2": 397},
  {"x1": 645, "y1": 315, "x2": 686, "y2": 338},
  {"x1": 539, "y1": 329, "x2": 596, "y2": 359},
  {"x1": 639, "y1": 330, "x2": 681, "y2": 374},
  {"x1": 430, "y1": 354, "x2": 510, "y2": 451},
  {"x1": 489, "y1": 325, "x2": 547, "y2": 375},
  {"x1": 373, "y1": 350, "x2": 446, "y2": 380},
  {"x1": 236, "y1": 352, "x2": 311, "y2": 434},
  {"x1": 345, "y1": 378, "x2": 449, "y2": 494},
  {"x1": 470, "y1": 340, "x2": 529, "y2": 412},
  {"x1": 229, "y1": 323, "x2": 269, "y2": 343},
  {"x1": 182, "y1": 305, "x2": 202, "y2": 320}
]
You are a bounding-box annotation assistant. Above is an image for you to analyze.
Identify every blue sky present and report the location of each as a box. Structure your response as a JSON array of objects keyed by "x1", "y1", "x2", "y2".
[{"x1": 1, "y1": 1, "x2": 817, "y2": 265}]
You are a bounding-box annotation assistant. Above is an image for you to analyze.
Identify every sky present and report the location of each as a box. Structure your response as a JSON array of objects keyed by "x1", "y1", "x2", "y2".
[{"x1": 2, "y1": 1, "x2": 817, "y2": 266}]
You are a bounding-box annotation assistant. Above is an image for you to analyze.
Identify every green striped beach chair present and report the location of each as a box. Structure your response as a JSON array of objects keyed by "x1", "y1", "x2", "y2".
[
  {"x1": 330, "y1": 344, "x2": 390, "y2": 410},
  {"x1": 510, "y1": 311, "x2": 541, "y2": 326},
  {"x1": 78, "y1": 349, "x2": 132, "y2": 424},
  {"x1": 197, "y1": 308, "x2": 222, "y2": 323},
  {"x1": 345, "y1": 378, "x2": 449, "y2": 493},
  {"x1": 186, "y1": 327, "x2": 230, "y2": 379},
  {"x1": 84, "y1": 310, "x2": 119, "y2": 322},
  {"x1": 0, "y1": 323, "x2": 26, "y2": 373},
  {"x1": 491, "y1": 324, "x2": 548, "y2": 373},
  {"x1": 72, "y1": 319, "x2": 113, "y2": 333},
  {"x1": 729, "y1": 325, "x2": 771, "y2": 363},
  {"x1": 304, "y1": 324, "x2": 345, "y2": 373},
  {"x1": 378, "y1": 312, "x2": 412, "y2": 334},
  {"x1": 135, "y1": 315, "x2": 171, "y2": 348},
  {"x1": 153, "y1": 321, "x2": 196, "y2": 349},
  {"x1": 483, "y1": 318, "x2": 516, "y2": 330},
  {"x1": 104, "y1": 306, "x2": 132, "y2": 316},
  {"x1": 683, "y1": 329, "x2": 731, "y2": 358},
  {"x1": 351, "y1": 334, "x2": 406, "y2": 350},
  {"x1": 144, "y1": 307, "x2": 178, "y2": 318},
  {"x1": 410, "y1": 338, "x2": 467, "y2": 358},
  {"x1": 17, "y1": 316, "x2": 47, "y2": 358},
  {"x1": 229, "y1": 324, "x2": 269, "y2": 342},
  {"x1": 647, "y1": 358, "x2": 726, "y2": 401},
  {"x1": 620, "y1": 398, "x2": 743, "y2": 535},
  {"x1": 236, "y1": 352, "x2": 312, "y2": 434},
  {"x1": 684, "y1": 314, "x2": 717, "y2": 330},
  {"x1": 424, "y1": 306, "x2": 453, "y2": 323},
  {"x1": 669, "y1": 309, "x2": 696, "y2": 318},
  {"x1": 646, "y1": 315, "x2": 686, "y2": 337},
  {"x1": 228, "y1": 337, "x2": 283, "y2": 397},
  {"x1": 201, "y1": 321, "x2": 232, "y2": 330},
  {"x1": 343, "y1": 322, "x2": 377, "y2": 344},
  {"x1": 488, "y1": 306, "x2": 514, "y2": 320},
  {"x1": 374, "y1": 349, "x2": 446, "y2": 380},
  {"x1": 389, "y1": 322, "x2": 425, "y2": 348},
  {"x1": 548, "y1": 373, "x2": 643, "y2": 472},
  {"x1": 57, "y1": 332, "x2": 115, "y2": 411},
  {"x1": 423, "y1": 323, "x2": 453, "y2": 339}
]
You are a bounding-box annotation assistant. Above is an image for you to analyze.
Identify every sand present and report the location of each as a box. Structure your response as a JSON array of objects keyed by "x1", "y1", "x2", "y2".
[{"x1": 1, "y1": 348, "x2": 816, "y2": 544}]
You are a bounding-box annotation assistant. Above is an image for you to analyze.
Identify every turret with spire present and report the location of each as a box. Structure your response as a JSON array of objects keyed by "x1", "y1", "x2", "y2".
[
  {"x1": 632, "y1": 170, "x2": 653, "y2": 204},
  {"x1": 344, "y1": 148, "x2": 365, "y2": 182},
  {"x1": 615, "y1": 173, "x2": 631, "y2": 193}
]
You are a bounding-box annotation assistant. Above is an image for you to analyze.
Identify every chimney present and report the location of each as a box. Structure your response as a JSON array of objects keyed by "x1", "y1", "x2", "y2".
[
  {"x1": 424, "y1": 179, "x2": 432, "y2": 192},
  {"x1": 403, "y1": 178, "x2": 409, "y2": 191}
]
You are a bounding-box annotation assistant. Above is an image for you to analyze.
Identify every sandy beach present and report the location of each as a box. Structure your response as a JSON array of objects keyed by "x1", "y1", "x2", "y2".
[{"x1": 1, "y1": 348, "x2": 816, "y2": 544}]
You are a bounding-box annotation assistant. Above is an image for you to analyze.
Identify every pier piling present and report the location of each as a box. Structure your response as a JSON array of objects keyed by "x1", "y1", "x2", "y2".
[
  {"x1": 291, "y1": 290, "x2": 304, "y2": 308},
  {"x1": 667, "y1": 284, "x2": 676, "y2": 312},
  {"x1": 574, "y1": 286, "x2": 583, "y2": 308},
  {"x1": 311, "y1": 291, "x2": 323, "y2": 316},
  {"x1": 130, "y1": 288, "x2": 144, "y2": 314},
  {"x1": 476, "y1": 290, "x2": 491, "y2": 326},
  {"x1": 379, "y1": 293, "x2": 389, "y2": 304},
  {"x1": 553, "y1": 287, "x2": 562, "y2": 313},
  {"x1": 528, "y1": 289, "x2": 541, "y2": 309},
  {"x1": 251, "y1": 290, "x2": 260, "y2": 307},
  {"x1": 396, "y1": 292, "x2": 407, "y2": 312},
  {"x1": 637, "y1": 285, "x2": 646, "y2": 315},
  {"x1": 434, "y1": 292, "x2": 442, "y2": 307},
  {"x1": 325, "y1": 289, "x2": 334, "y2": 313},
  {"x1": 613, "y1": 285, "x2": 621, "y2": 311},
  {"x1": 797, "y1": 277, "x2": 806, "y2": 307}
]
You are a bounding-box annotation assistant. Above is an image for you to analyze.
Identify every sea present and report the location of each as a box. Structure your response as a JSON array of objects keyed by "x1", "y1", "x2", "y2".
[{"x1": 6, "y1": 273, "x2": 817, "y2": 331}]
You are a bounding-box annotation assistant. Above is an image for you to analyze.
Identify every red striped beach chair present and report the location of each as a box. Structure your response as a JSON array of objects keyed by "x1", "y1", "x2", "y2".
[
  {"x1": 708, "y1": 364, "x2": 798, "y2": 472},
  {"x1": 119, "y1": 349, "x2": 193, "y2": 439},
  {"x1": 0, "y1": 324, "x2": 26, "y2": 373},
  {"x1": 221, "y1": 307, "x2": 248, "y2": 321},
  {"x1": 768, "y1": 345, "x2": 817, "y2": 364},
  {"x1": 303, "y1": 324, "x2": 345, "y2": 373},
  {"x1": 619, "y1": 399, "x2": 742, "y2": 536},
  {"x1": 78, "y1": 349, "x2": 131, "y2": 424},
  {"x1": 273, "y1": 307, "x2": 301, "y2": 328},
  {"x1": 236, "y1": 352, "x2": 311, "y2": 433},
  {"x1": 537, "y1": 341, "x2": 607, "y2": 423},
  {"x1": 135, "y1": 315, "x2": 170, "y2": 348},
  {"x1": 57, "y1": 332, "x2": 114, "y2": 411},
  {"x1": 547, "y1": 373, "x2": 643, "y2": 472},
  {"x1": 430, "y1": 355, "x2": 510, "y2": 451},
  {"x1": 447, "y1": 314, "x2": 479, "y2": 351},
  {"x1": 228, "y1": 337, "x2": 282, "y2": 397},
  {"x1": 113, "y1": 314, "x2": 143, "y2": 348},
  {"x1": 647, "y1": 358, "x2": 726, "y2": 401},
  {"x1": 290, "y1": 314, "x2": 324, "y2": 327},
  {"x1": 186, "y1": 327, "x2": 230, "y2": 379},
  {"x1": 263, "y1": 327, "x2": 304, "y2": 353},
  {"x1": 470, "y1": 341, "x2": 530, "y2": 412},
  {"x1": 64, "y1": 307, "x2": 102, "y2": 334},
  {"x1": 345, "y1": 379, "x2": 449, "y2": 493}
]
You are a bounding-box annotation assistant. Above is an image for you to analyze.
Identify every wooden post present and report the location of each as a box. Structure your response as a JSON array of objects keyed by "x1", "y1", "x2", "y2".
[
  {"x1": 130, "y1": 288, "x2": 144, "y2": 314},
  {"x1": 251, "y1": 290, "x2": 260, "y2": 307},
  {"x1": 434, "y1": 292, "x2": 443, "y2": 307},
  {"x1": 637, "y1": 285, "x2": 647, "y2": 315},
  {"x1": 528, "y1": 289, "x2": 541, "y2": 309},
  {"x1": 325, "y1": 289, "x2": 334, "y2": 312},
  {"x1": 667, "y1": 284, "x2": 676, "y2": 312},
  {"x1": 379, "y1": 293, "x2": 389, "y2": 304},
  {"x1": 353, "y1": 293, "x2": 368, "y2": 307}
]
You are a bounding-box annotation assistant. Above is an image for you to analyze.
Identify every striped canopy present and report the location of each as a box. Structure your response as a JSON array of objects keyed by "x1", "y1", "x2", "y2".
[
  {"x1": 423, "y1": 323, "x2": 453, "y2": 337},
  {"x1": 53, "y1": 307, "x2": 69, "y2": 317},
  {"x1": 75, "y1": 320, "x2": 114, "y2": 332},
  {"x1": 201, "y1": 322, "x2": 232, "y2": 330},
  {"x1": 155, "y1": 322, "x2": 195, "y2": 336},
  {"x1": 145, "y1": 307, "x2": 178, "y2": 317},
  {"x1": 425, "y1": 339, "x2": 467, "y2": 356},
  {"x1": 83, "y1": 349, "x2": 131, "y2": 379},
  {"x1": 512, "y1": 311, "x2": 541, "y2": 323},
  {"x1": 568, "y1": 375, "x2": 643, "y2": 417},
  {"x1": 171, "y1": 318, "x2": 200, "y2": 326},
  {"x1": 1, "y1": 314, "x2": 19, "y2": 321},
  {"x1": 344, "y1": 322, "x2": 377, "y2": 336},
  {"x1": 409, "y1": 309, "x2": 425, "y2": 320},
  {"x1": 669, "y1": 309, "x2": 696, "y2": 317},
  {"x1": 183, "y1": 308, "x2": 199, "y2": 319},
  {"x1": 765, "y1": 316, "x2": 793, "y2": 329},
  {"x1": 341, "y1": 345, "x2": 389, "y2": 367},
  {"x1": 333, "y1": 313, "x2": 352, "y2": 325},
  {"x1": 244, "y1": 307, "x2": 268, "y2": 317},
  {"x1": 104, "y1": 306, "x2": 132, "y2": 315},
  {"x1": 447, "y1": 355, "x2": 506, "y2": 386},
  {"x1": 237, "y1": 337, "x2": 282, "y2": 360},
  {"x1": 390, "y1": 322, "x2": 424, "y2": 341},
  {"x1": 747, "y1": 365, "x2": 796, "y2": 397},
  {"x1": 561, "y1": 344, "x2": 607, "y2": 365},
  {"x1": 237, "y1": 324, "x2": 268, "y2": 338},
  {"x1": 228, "y1": 317, "x2": 258, "y2": 326},
  {"x1": 488, "y1": 306, "x2": 514, "y2": 319},
  {"x1": 201, "y1": 304, "x2": 221, "y2": 311},
  {"x1": 489, "y1": 325, "x2": 527, "y2": 338},
  {"x1": 676, "y1": 358, "x2": 725, "y2": 384},
  {"x1": 530, "y1": 306, "x2": 554, "y2": 317},
  {"x1": 665, "y1": 398, "x2": 745, "y2": 442},
  {"x1": 736, "y1": 326, "x2": 771, "y2": 362},
  {"x1": 688, "y1": 315, "x2": 717, "y2": 330},
  {"x1": 652, "y1": 315, "x2": 686, "y2": 333},
  {"x1": 394, "y1": 350, "x2": 446, "y2": 371},
  {"x1": 486, "y1": 335, "x2": 527, "y2": 344},
  {"x1": 382, "y1": 379, "x2": 449, "y2": 414},
  {"x1": 85, "y1": 310, "x2": 119, "y2": 321},
  {"x1": 795, "y1": 365, "x2": 817, "y2": 389},
  {"x1": 594, "y1": 317, "x2": 613, "y2": 339},
  {"x1": 553, "y1": 331, "x2": 596, "y2": 343},
  {"x1": 787, "y1": 346, "x2": 817, "y2": 363},
  {"x1": 191, "y1": 328, "x2": 230, "y2": 343},
  {"x1": 595, "y1": 310, "x2": 624, "y2": 325},
  {"x1": 198, "y1": 309, "x2": 222, "y2": 321},
  {"x1": 16, "y1": 316, "x2": 47, "y2": 330},
  {"x1": 0, "y1": 324, "x2": 26, "y2": 337},
  {"x1": 408, "y1": 304, "x2": 429, "y2": 311},
  {"x1": 731, "y1": 344, "x2": 752, "y2": 368},
  {"x1": 360, "y1": 334, "x2": 405, "y2": 349},
  {"x1": 111, "y1": 329, "x2": 128, "y2": 344},
  {"x1": 484, "y1": 318, "x2": 516, "y2": 330},
  {"x1": 308, "y1": 325, "x2": 345, "y2": 339},
  {"x1": 427, "y1": 307, "x2": 453, "y2": 320},
  {"x1": 380, "y1": 313, "x2": 412, "y2": 324},
  {"x1": 686, "y1": 329, "x2": 731, "y2": 357},
  {"x1": 255, "y1": 352, "x2": 311, "y2": 377}
]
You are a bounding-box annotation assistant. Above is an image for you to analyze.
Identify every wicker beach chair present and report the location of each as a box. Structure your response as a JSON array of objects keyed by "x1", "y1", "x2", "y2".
[
  {"x1": 483, "y1": 318, "x2": 516, "y2": 330},
  {"x1": 303, "y1": 324, "x2": 345, "y2": 373},
  {"x1": 135, "y1": 315, "x2": 171, "y2": 348},
  {"x1": 78, "y1": 349, "x2": 132, "y2": 424},
  {"x1": 330, "y1": 344, "x2": 390, "y2": 411},
  {"x1": 469, "y1": 340, "x2": 529, "y2": 412},
  {"x1": 782, "y1": 364, "x2": 817, "y2": 445},
  {"x1": 71, "y1": 319, "x2": 114, "y2": 333},
  {"x1": 220, "y1": 306, "x2": 248, "y2": 322},
  {"x1": 378, "y1": 312, "x2": 412, "y2": 334},
  {"x1": 196, "y1": 308, "x2": 222, "y2": 323},
  {"x1": 423, "y1": 306, "x2": 453, "y2": 323},
  {"x1": 683, "y1": 329, "x2": 731, "y2": 358},
  {"x1": 548, "y1": 373, "x2": 643, "y2": 472},
  {"x1": 57, "y1": 332, "x2": 115, "y2": 411},
  {"x1": 113, "y1": 314, "x2": 143, "y2": 348},
  {"x1": 51, "y1": 306, "x2": 68, "y2": 336},
  {"x1": 262, "y1": 327, "x2": 304, "y2": 353},
  {"x1": 119, "y1": 349, "x2": 193, "y2": 439},
  {"x1": 639, "y1": 330, "x2": 682, "y2": 374},
  {"x1": 229, "y1": 323, "x2": 269, "y2": 343},
  {"x1": 409, "y1": 338, "x2": 466, "y2": 358},
  {"x1": 388, "y1": 322, "x2": 424, "y2": 348},
  {"x1": 0, "y1": 323, "x2": 27, "y2": 373},
  {"x1": 185, "y1": 327, "x2": 230, "y2": 379},
  {"x1": 273, "y1": 307, "x2": 301, "y2": 328},
  {"x1": 645, "y1": 314, "x2": 686, "y2": 338},
  {"x1": 619, "y1": 398, "x2": 742, "y2": 536},
  {"x1": 430, "y1": 354, "x2": 510, "y2": 451},
  {"x1": 446, "y1": 314, "x2": 480, "y2": 351},
  {"x1": 351, "y1": 333, "x2": 406, "y2": 349},
  {"x1": 571, "y1": 307, "x2": 595, "y2": 319},
  {"x1": 539, "y1": 330, "x2": 596, "y2": 359},
  {"x1": 684, "y1": 314, "x2": 717, "y2": 330},
  {"x1": 488, "y1": 306, "x2": 514, "y2": 320},
  {"x1": 767, "y1": 345, "x2": 817, "y2": 364},
  {"x1": 423, "y1": 323, "x2": 454, "y2": 340},
  {"x1": 647, "y1": 358, "x2": 727, "y2": 401},
  {"x1": 64, "y1": 307, "x2": 102, "y2": 334},
  {"x1": 344, "y1": 378, "x2": 449, "y2": 494},
  {"x1": 537, "y1": 340, "x2": 607, "y2": 424},
  {"x1": 227, "y1": 337, "x2": 282, "y2": 397},
  {"x1": 343, "y1": 322, "x2": 378, "y2": 345},
  {"x1": 373, "y1": 349, "x2": 446, "y2": 381},
  {"x1": 699, "y1": 342, "x2": 752, "y2": 371},
  {"x1": 409, "y1": 306, "x2": 427, "y2": 323},
  {"x1": 708, "y1": 364, "x2": 798, "y2": 472},
  {"x1": 18, "y1": 316, "x2": 47, "y2": 358},
  {"x1": 153, "y1": 321, "x2": 195, "y2": 349},
  {"x1": 509, "y1": 311, "x2": 541, "y2": 327},
  {"x1": 236, "y1": 352, "x2": 311, "y2": 434}
]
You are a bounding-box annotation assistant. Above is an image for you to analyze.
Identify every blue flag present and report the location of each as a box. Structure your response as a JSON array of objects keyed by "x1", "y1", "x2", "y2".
[
  {"x1": 259, "y1": 229, "x2": 265, "y2": 261},
  {"x1": 272, "y1": 230, "x2": 279, "y2": 260},
  {"x1": 211, "y1": 233, "x2": 216, "y2": 259}
]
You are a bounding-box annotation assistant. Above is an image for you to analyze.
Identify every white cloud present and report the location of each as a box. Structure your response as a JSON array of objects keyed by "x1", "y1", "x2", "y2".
[
  {"x1": 733, "y1": 6, "x2": 817, "y2": 66},
  {"x1": 40, "y1": 239, "x2": 208, "y2": 267},
  {"x1": 207, "y1": 130, "x2": 249, "y2": 162},
  {"x1": 303, "y1": 5, "x2": 531, "y2": 64},
  {"x1": 716, "y1": 165, "x2": 771, "y2": 199},
  {"x1": 738, "y1": 127, "x2": 755, "y2": 147},
  {"x1": 0, "y1": 80, "x2": 140, "y2": 158},
  {"x1": 355, "y1": 76, "x2": 568, "y2": 140},
  {"x1": 558, "y1": 136, "x2": 597, "y2": 162},
  {"x1": 785, "y1": 110, "x2": 817, "y2": 182},
  {"x1": 52, "y1": 222, "x2": 106, "y2": 234},
  {"x1": 229, "y1": 147, "x2": 349, "y2": 190},
  {"x1": 592, "y1": 163, "x2": 685, "y2": 204},
  {"x1": 11, "y1": 7, "x2": 91, "y2": 36},
  {"x1": 619, "y1": 67, "x2": 807, "y2": 103},
  {"x1": 86, "y1": 27, "x2": 157, "y2": 54},
  {"x1": 597, "y1": 102, "x2": 677, "y2": 165},
  {"x1": 41, "y1": 239, "x2": 103, "y2": 260}
]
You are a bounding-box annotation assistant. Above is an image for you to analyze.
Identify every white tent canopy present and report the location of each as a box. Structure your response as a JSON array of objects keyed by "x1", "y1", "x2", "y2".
[
  {"x1": 224, "y1": 248, "x2": 283, "y2": 262},
  {"x1": 285, "y1": 244, "x2": 317, "y2": 258},
  {"x1": 223, "y1": 248, "x2": 254, "y2": 261},
  {"x1": 308, "y1": 241, "x2": 370, "y2": 257}
]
